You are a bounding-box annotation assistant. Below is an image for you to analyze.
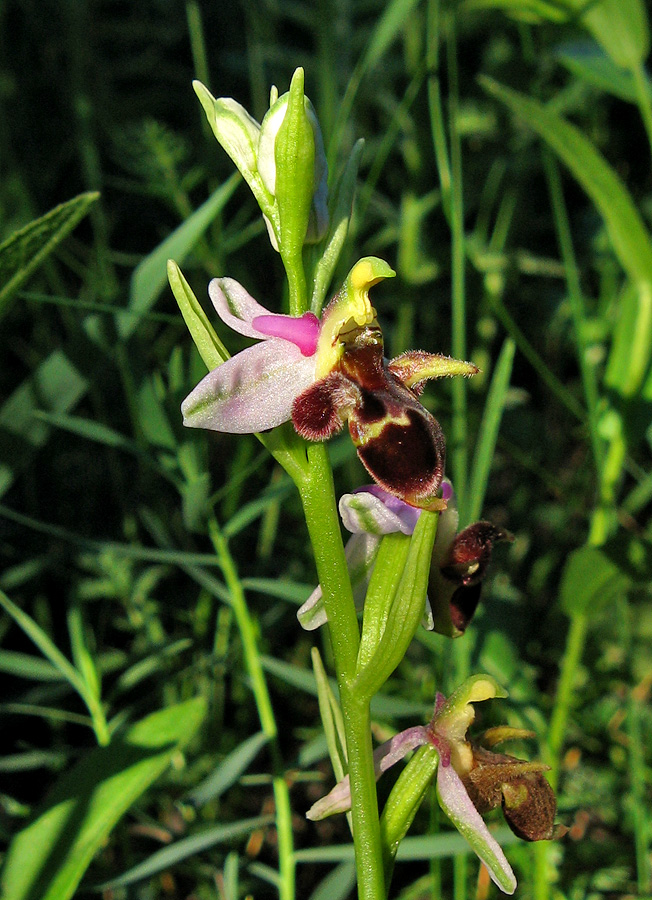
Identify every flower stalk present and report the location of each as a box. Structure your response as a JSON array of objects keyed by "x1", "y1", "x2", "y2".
[{"x1": 172, "y1": 68, "x2": 562, "y2": 900}]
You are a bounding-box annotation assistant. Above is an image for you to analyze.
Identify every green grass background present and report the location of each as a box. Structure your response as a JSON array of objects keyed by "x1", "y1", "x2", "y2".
[{"x1": 0, "y1": 1, "x2": 651, "y2": 898}]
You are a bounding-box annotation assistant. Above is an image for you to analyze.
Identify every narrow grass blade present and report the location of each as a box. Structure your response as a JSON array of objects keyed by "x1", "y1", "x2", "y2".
[
  {"x1": 1, "y1": 697, "x2": 207, "y2": 900},
  {"x1": 328, "y1": 0, "x2": 421, "y2": 167},
  {"x1": 312, "y1": 648, "x2": 347, "y2": 780},
  {"x1": 260, "y1": 655, "x2": 427, "y2": 718},
  {"x1": 0, "y1": 590, "x2": 91, "y2": 708},
  {"x1": 0, "y1": 192, "x2": 99, "y2": 317},
  {"x1": 466, "y1": 338, "x2": 515, "y2": 525},
  {"x1": 481, "y1": 76, "x2": 652, "y2": 284},
  {"x1": 604, "y1": 280, "x2": 652, "y2": 397},
  {"x1": 118, "y1": 174, "x2": 239, "y2": 338},
  {"x1": 307, "y1": 862, "x2": 357, "y2": 900},
  {"x1": 570, "y1": 0, "x2": 649, "y2": 70},
  {"x1": 96, "y1": 814, "x2": 273, "y2": 890},
  {"x1": 559, "y1": 543, "x2": 631, "y2": 617},
  {"x1": 0, "y1": 650, "x2": 62, "y2": 681},
  {"x1": 186, "y1": 731, "x2": 269, "y2": 806},
  {"x1": 555, "y1": 40, "x2": 651, "y2": 103}
]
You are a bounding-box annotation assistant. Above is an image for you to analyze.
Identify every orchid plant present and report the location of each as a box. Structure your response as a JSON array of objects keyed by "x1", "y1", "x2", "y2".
[{"x1": 170, "y1": 67, "x2": 560, "y2": 900}]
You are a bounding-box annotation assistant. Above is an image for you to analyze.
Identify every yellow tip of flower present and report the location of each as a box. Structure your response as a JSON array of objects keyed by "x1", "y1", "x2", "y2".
[{"x1": 351, "y1": 257, "x2": 396, "y2": 291}]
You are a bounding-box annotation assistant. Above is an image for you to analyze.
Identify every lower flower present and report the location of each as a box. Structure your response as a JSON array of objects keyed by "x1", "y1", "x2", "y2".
[{"x1": 307, "y1": 675, "x2": 561, "y2": 895}]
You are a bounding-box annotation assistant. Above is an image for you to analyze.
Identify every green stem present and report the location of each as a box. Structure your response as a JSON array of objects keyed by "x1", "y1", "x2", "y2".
[
  {"x1": 545, "y1": 611, "x2": 588, "y2": 793},
  {"x1": 340, "y1": 691, "x2": 386, "y2": 900},
  {"x1": 208, "y1": 518, "x2": 295, "y2": 900},
  {"x1": 543, "y1": 150, "x2": 605, "y2": 475},
  {"x1": 533, "y1": 610, "x2": 588, "y2": 900},
  {"x1": 298, "y1": 443, "x2": 385, "y2": 900},
  {"x1": 299, "y1": 444, "x2": 360, "y2": 675},
  {"x1": 283, "y1": 246, "x2": 309, "y2": 316}
]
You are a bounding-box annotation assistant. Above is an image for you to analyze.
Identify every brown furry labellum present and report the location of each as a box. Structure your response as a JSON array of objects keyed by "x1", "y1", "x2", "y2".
[{"x1": 292, "y1": 325, "x2": 447, "y2": 509}]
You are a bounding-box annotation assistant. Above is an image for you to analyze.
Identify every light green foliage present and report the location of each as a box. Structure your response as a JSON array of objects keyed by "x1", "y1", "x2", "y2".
[{"x1": 1, "y1": 698, "x2": 206, "y2": 900}]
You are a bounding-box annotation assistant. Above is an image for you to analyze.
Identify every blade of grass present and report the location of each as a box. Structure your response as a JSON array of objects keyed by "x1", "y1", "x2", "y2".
[
  {"x1": 465, "y1": 338, "x2": 515, "y2": 526},
  {"x1": 118, "y1": 174, "x2": 239, "y2": 338},
  {"x1": 186, "y1": 731, "x2": 270, "y2": 807},
  {"x1": 0, "y1": 590, "x2": 108, "y2": 745},
  {"x1": 327, "y1": 0, "x2": 422, "y2": 169},
  {"x1": 481, "y1": 76, "x2": 652, "y2": 284}
]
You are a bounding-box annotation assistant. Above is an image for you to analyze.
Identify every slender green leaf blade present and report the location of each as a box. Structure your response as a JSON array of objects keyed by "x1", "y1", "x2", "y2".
[
  {"x1": 118, "y1": 175, "x2": 239, "y2": 338},
  {"x1": 0, "y1": 192, "x2": 99, "y2": 316},
  {"x1": 96, "y1": 815, "x2": 272, "y2": 890},
  {"x1": 186, "y1": 731, "x2": 269, "y2": 806},
  {"x1": 481, "y1": 77, "x2": 652, "y2": 284},
  {"x1": 1, "y1": 698, "x2": 206, "y2": 900},
  {"x1": 0, "y1": 590, "x2": 89, "y2": 703},
  {"x1": 559, "y1": 543, "x2": 632, "y2": 616},
  {"x1": 574, "y1": 0, "x2": 649, "y2": 69},
  {"x1": 555, "y1": 40, "x2": 650, "y2": 103},
  {"x1": 0, "y1": 351, "x2": 88, "y2": 498},
  {"x1": 466, "y1": 338, "x2": 515, "y2": 524}
]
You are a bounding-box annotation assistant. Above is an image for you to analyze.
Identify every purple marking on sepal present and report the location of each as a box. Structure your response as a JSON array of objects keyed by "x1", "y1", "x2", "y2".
[
  {"x1": 252, "y1": 312, "x2": 320, "y2": 356},
  {"x1": 352, "y1": 484, "x2": 422, "y2": 533},
  {"x1": 441, "y1": 480, "x2": 454, "y2": 502}
]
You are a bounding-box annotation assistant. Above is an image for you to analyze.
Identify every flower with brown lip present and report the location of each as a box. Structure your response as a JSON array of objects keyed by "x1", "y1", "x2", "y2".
[{"x1": 182, "y1": 258, "x2": 478, "y2": 508}]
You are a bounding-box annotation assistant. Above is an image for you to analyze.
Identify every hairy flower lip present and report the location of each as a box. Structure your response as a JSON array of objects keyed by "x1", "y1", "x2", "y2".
[{"x1": 306, "y1": 675, "x2": 523, "y2": 895}]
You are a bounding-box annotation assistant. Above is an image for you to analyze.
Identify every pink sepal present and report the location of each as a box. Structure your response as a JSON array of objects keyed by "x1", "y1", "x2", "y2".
[{"x1": 182, "y1": 339, "x2": 316, "y2": 433}]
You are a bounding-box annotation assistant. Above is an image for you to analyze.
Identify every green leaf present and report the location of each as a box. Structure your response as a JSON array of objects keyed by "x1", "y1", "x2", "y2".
[
  {"x1": 355, "y1": 511, "x2": 439, "y2": 699},
  {"x1": 310, "y1": 139, "x2": 365, "y2": 315},
  {"x1": 0, "y1": 192, "x2": 99, "y2": 318},
  {"x1": 466, "y1": 338, "x2": 515, "y2": 525},
  {"x1": 481, "y1": 77, "x2": 652, "y2": 285},
  {"x1": 0, "y1": 697, "x2": 207, "y2": 900},
  {"x1": 357, "y1": 532, "x2": 412, "y2": 671},
  {"x1": 569, "y1": 0, "x2": 650, "y2": 70},
  {"x1": 186, "y1": 731, "x2": 269, "y2": 806},
  {"x1": 118, "y1": 176, "x2": 239, "y2": 339},
  {"x1": 466, "y1": 0, "x2": 650, "y2": 67},
  {"x1": 0, "y1": 590, "x2": 96, "y2": 716},
  {"x1": 96, "y1": 815, "x2": 272, "y2": 890},
  {"x1": 0, "y1": 650, "x2": 62, "y2": 682},
  {"x1": 311, "y1": 647, "x2": 347, "y2": 783},
  {"x1": 360, "y1": 0, "x2": 423, "y2": 72},
  {"x1": 380, "y1": 745, "x2": 440, "y2": 874},
  {"x1": 307, "y1": 862, "x2": 357, "y2": 900},
  {"x1": 604, "y1": 280, "x2": 652, "y2": 397},
  {"x1": 559, "y1": 543, "x2": 632, "y2": 616},
  {"x1": 555, "y1": 40, "x2": 651, "y2": 103},
  {"x1": 463, "y1": 0, "x2": 573, "y2": 25}
]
